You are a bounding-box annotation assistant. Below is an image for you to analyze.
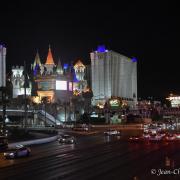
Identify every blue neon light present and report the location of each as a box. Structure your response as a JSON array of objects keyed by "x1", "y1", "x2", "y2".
[
  {"x1": 97, "y1": 45, "x2": 106, "y2": 53},
  {"x1": 72, "y1": 69, "x2": 79, "y2": 82},
  {"x1": 131, "y1": 57, "x2": 137, "y2": 62},
  {"x1": 63, "y1": 63, "x2": 69, "y2": 70}
]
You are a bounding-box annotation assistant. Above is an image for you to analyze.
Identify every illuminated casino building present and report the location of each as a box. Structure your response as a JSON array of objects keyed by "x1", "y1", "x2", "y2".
[
  {"x1": 11, "y1": 66, "x2": 32, "y2": 98},
  {"x1": 32, "y1": 46, "x2": 73, "y2": 103},
  {"x1": 32, "y1": 46, "x2": 88, "y2": 104},
  {"x1": 90, "y1": 45, "x2": 137, "y2": 108},
  {"x1": 166, "y1": 94, "x2": 180, "y2": 107}
]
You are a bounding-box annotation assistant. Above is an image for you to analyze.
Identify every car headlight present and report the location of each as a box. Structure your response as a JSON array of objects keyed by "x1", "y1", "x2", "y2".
[{"x1": 10, "y1": 153, "x2": 14, "y2": 156}]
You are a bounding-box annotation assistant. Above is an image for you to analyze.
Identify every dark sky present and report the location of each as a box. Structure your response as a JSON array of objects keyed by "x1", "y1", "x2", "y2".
[{"x1": 0, "y1": 0, "x2": 179, "y2": 100}]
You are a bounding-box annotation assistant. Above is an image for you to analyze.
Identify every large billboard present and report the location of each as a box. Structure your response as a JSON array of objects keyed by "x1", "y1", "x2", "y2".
[{"x1": 56, "y1": 80, "x2": 67, "y2": 90}]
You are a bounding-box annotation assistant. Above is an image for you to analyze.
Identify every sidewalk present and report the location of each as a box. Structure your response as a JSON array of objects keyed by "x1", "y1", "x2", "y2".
[{"x1": 8, "y1": 132, "x2": 58, "y2": 148}]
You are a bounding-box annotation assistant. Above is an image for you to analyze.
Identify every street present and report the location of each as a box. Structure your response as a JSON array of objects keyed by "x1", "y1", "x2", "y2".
[{"x1": 0, "y1": 131, "x2": 180, "y2": 180}]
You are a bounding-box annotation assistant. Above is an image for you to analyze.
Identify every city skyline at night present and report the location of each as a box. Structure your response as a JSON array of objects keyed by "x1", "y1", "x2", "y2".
[{"x1": 0, "y1": 0, "x2": 179, "y2": 100}]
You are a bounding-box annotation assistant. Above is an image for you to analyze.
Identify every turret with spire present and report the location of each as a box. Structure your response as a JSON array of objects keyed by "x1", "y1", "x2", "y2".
[
  {"x1": 44, "y1": 45, "x2": 56, "y2": 75},
  {"x1": 32, "y1": 50, "x2": 42, "y2": 76},
  {"x1": 33, "y1": 50, "x2": 41, "y2": 69},
  {"x1": 56, "y1": 59, "x2": 63, "y2": 75}
]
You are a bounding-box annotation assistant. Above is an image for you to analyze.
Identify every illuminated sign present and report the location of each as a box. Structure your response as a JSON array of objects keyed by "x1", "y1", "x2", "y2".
[
  {"x1": 56, "y1": 80, "x2": 67, "y2": 90},
  {"x1": 167, "y1": 95, "x2": 180, "y2": 107},
  {"x1": 73, "y1": 82, "x2": 79, "y2": 91},
  {"x1": 168, "y1": 96, "x2": 180, "y2": 100},
  {"x1": 109, "y1": 99, "x2": 120, "y2": 107},
  {"x1": 69, "y1": 82, "x2": 73, "y2": 91}
]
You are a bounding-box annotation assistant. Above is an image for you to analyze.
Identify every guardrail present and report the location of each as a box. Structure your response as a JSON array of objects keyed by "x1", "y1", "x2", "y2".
[{"x1": 8, "y1": 135, "x2": 58, "y2": 148}]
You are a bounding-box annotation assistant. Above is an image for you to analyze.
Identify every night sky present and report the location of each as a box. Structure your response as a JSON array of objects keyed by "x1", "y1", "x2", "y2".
[{"x1": 0, "y1": 0, "x2": 179, "y2": 100}]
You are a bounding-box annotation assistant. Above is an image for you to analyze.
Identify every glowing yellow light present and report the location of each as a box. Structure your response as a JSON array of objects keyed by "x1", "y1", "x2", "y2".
[
  {"x1": 97, "y1": 102, "x2": 105, "y2": 109},
  {"x1": 32, "y1": 96, "x2": 41, "y2": 104},
  {"x1": 74, "y1": 60, "x2": 85, "y2": 69},
  {"x1": 73, "y1": 89, "x2": 80, "y2": 96}
]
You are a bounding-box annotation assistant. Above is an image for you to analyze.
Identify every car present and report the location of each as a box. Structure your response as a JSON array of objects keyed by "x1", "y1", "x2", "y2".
[
  {"x1": 129, "y1": 135, "x2": 143, "y2": 142},
  {"x1": 4, "y1": 145, "x2": 31, "y2": 159},
  {"x1": 164, "y1": 133, "x2": 176, "y2": 141},
  {"x1": 104, "y1": 129, "x2": 121, "y2": 136},
  {"x1": 149, "y1": 134, "x2": 163, "y2": 141},
  {"x1": 159, "y1": 131, "x2": 166, "y2": 137},
  {"x1": 58, "y1": 134, "x2": 75, "y2": 144},
  {"x1": 175, "y1": 133, "x2": 180, "y2": 139}
]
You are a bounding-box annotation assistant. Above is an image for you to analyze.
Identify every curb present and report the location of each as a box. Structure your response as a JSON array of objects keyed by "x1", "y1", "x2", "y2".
[
  {"x1": 70, "y1": 131, "x2": 99, "y2": 135},
  {"x1": 8, "y1": 135, "x2": 58, "y2": 148}
]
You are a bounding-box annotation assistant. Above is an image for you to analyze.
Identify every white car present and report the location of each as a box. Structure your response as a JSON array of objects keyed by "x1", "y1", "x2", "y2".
[
  {"x1": 58, "y1": 135, "x2": 75, "y2": 144},
  {"x1": 104, "y1": 129, "x2": 121, "y2": 136},
  {"x1": 149, "y1": 134, "x2": 163, "y2": 141},
  {"x1": 164, "y1": 134, "x2": 176, "y2": 141},
  {"x1": 4, "y1": 145, "x2": 31, "y2": 159},
  {"x1": 175, "y1": 133, "x2": 180, "y2": 139}
]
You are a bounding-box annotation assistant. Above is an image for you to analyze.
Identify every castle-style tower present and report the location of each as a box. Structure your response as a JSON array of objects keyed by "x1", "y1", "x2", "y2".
[
  {"x1": 32, "y1": 51, "x2": 44, "y2": 75},
  {"x1": 74, "y1": 60, "x2": 87, "y2": 92},
  {"x1": 56, "y1": 59, "x2": 63, "y2": 75},
  {"x1": 33, "y1": 51, "x2": 41, "y2": 70},
  {"x1": 11, "y1": 66, "x2": 31, "y2": 98},
  {"x1": 44, "y1": 46, "x2": 56, "y2": 74},
  {"x1": 74, "y1": 60, "x2": 85, "y2": 81}
]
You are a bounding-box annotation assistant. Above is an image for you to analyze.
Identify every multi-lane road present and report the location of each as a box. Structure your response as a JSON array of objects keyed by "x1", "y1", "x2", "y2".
[{"x1": 1, "y1": 131, "x2": 180, "y2": 180}]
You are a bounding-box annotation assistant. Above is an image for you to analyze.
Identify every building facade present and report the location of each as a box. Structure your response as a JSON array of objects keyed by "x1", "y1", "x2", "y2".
[
  {"x1": 0, "y1": 45, "x2": 6, "y2": 87},
  {"x1": 11, "y1": 66, "x2": 31, "y2": 98},
  {"x1": 32, "y1": 46, "x2": 74, "y2": 103},
  {"x1": 90, "y1": 45, "x2": 137, "y2": 108},
  {"x1": 73, "y1": 60, "x2": 88, "y2": 93}
]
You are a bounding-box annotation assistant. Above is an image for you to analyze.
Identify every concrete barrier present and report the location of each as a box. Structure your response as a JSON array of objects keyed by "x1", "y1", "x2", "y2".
[{"x1": 8, "y1": 135, "x2": 58, "y2": 148}]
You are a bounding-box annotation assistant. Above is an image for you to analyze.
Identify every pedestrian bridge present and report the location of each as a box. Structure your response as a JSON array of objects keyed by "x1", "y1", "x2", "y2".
[
  {"x1": 0, "y1": 109, "x2": 33, "y2": 116},
  {"x1": 0, "y1": 108, "x2": 60, "y2": 125}
]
